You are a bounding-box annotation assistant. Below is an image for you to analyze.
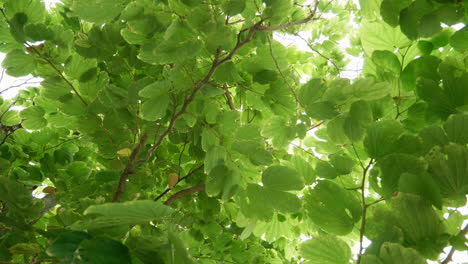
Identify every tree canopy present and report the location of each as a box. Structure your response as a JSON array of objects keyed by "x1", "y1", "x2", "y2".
[{"x1": 0, "y1": 0, "x2": 467, "y2": 263}]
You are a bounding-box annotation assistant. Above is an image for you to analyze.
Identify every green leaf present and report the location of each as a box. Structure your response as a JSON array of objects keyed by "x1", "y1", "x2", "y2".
[
  {"x1": 47, "y1": 231, "x2": 91, "y2": 261},
  {"x1": 205, "y1": 164, "x2": 230, "y2": 197},
  {"x1": 398, "y1": 172, "x2": 442, "y2": 209},
  {"x1": 140, "y1": 95, "x2": 169, "y2": 121},
  {"x1": 241, "y1": 184, "x2": 274, "y2": 221},
  {"x1": 305, "y1": 101, "x2": 339, "y2": 120},
  {"x1": 79, "y1": 237, "x2": 131, "y2": 264},
  {"x1": 71, "y1": 200, "x2": 173, "y2": 229},
  {"x1": 288, "y1": 156, "x2": 316, "y2": 185},
  {"x1": 2, "y1": 49, "x2": 36, "y2": 77},
  {"x1": 300, "y1": 235, "x2": 351, "y2": 264},
  {"x1": 344, "y1": 100, "x2": 373, "y2": 142},
  {"x1": 66, "y1": 161, "x2": 92, "y2": 182},
  {"x1": 221, "y1": 0, "x2": 246, "y2": 16},
  {"x1": 371, "y1": 50, "x2": 401, "y2": 74},
  {"x1": 364, "y1": 120, "x2": 404, "y2": 159},
  {"x1": 305, "y1": 180, "x2": 361, "y2": 235},
  {"x1": 444, "y1": 114, "x2": 468, "y2": 145},
  {"x1": 373, "y1": 153, "x2": 426, "y2": 196},
  {"x1": 72, "y1": 0, "x2": 128, "y2": 24},
  {"x1": 427, "y1": 143, "x2": 468, "y2": 201},
  {"x1": 264, "y1": 188, "x2": 302, "y2": 213},
  {"x1": 391, "y1": 193, "x2": 445, "y2": 258},
  {"x1": 315, "y1": 159, "x2": 339, "y2": 179},
  {"x1": 379, "y1": 242, "x2": 426, "y2": 264},
  {"x1": 168, "y1": 232, "x2": 196, "y2": 264},
  {"x1": 20, "y1": 106, "x2": 47, "y2": 130},
  {"x1": 360, "y1": 21, "x2": 411, "y2": 55},
  {"x1": 380, "y1": 0, "x2": 411, "y2": 27},
  {"x1": 204, "y1": 145, "x2": 227, "y2": 173},
  {"x1": 329, "y1": 152, "x2": 354, "y2": 175},
  {"x1": 262, "y1": 166, "x2": 304, "y2": 191},
  {"x1": 298, "y1": 79, "x2": 326, "y2": 106},
  {"x1": 450, "y1": 26, "x2": 468, "y2": 52}
]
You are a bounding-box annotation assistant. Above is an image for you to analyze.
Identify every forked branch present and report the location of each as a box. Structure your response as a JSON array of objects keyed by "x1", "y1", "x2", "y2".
[{"x1": 113, "y1": 4, "x2": 322, "y2": 202}]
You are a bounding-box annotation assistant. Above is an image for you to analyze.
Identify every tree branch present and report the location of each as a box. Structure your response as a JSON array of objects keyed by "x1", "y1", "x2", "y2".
[
  {"x1": 112, "y1": 134, "x2": 148, "y2": 202},
  {"x1": 223, "y1": 84, "x2": 236, "y2": 110},
  {"x1": 163, "y1": 184, "x2": 205, "y2": 206},
  {"x1": 154, "y1": 164, "x2": 204, "y2": 202},
  {"x1": 112, "y1": 8, "x2": 321, "y2": 202},
  {"x1": 357, "y1": 159, "x2": 374, "y2": 264},
  {"x1": 441, "y1": 224, "x2": 468, "y2": 264}
]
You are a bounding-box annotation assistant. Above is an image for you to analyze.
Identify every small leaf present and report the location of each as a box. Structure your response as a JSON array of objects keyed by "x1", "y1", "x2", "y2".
[
  {"x1": 168, "y1": 173, "x2": 179, "y2": 189},
  {"x1": 117, "y1": 148, "x2": 132, "y2": 157}
]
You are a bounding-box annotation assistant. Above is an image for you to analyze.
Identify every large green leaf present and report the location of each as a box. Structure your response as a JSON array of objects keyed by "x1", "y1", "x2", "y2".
[
  {"x1": 2, "y1": 49, "x2": 36, "y2": 77},
  {"x1": 427, "y1": 143, "x2": 468, "y2": 201},
  {"x1": 391, "y1": 193, "x2": 445, "y2": 258},
  {"x1": 79, "y1": 237, "x2": 131, "y2": 264},
  {"x1": 70, "y1": 200, "x2": 173, "y2": 229},
  {"x1": 261, "y1": 166, "x2": 304, "y2": 191},
  {"x1": 372, "y1": 153, "x2": 426, "y2": 196},
  {"x1": 300, "y1": 236, "x2": 351, "y2": 264},
  {"x1": 379, "y1": 242, "x2": 426, "y2": 264},
  {"x1": 20, "y1": 106, "x2": 47, "y2": 130},
  {"x1": 72, "y1": 0, "x2": 128, "y2": 24},
  {"x1": 443, "y1": 114, "x2": 468, "y2": 145},
  {"x1": 47, "y1": 231, "x2": 91, "y2": 262},
  {"x1": 344, "y1": 100, "x2": 373, "y2": 142},
  {"x1": 304, "y1": 180, "x2": 361, "y2": 235},
  {"x1": 450, "y1": 26, "x2": 468, "y2": 52},
  {"x1": 364, "y1": 120, "x2": 404, "y2": 159}
]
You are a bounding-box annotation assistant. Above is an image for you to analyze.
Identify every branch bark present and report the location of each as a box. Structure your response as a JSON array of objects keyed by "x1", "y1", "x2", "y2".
[
  {"x1": 154, "y1": 164, "x2": 204, "y2": 202},
  {"x1": 441, "y1": 224, "x2": 468, "y2": 264},
  {"x1": 163, "y1": 184, "x2": 205, "y2": 206},
  {"x1": 112, "y1": 134, "x2": 148, "y2": 202}
]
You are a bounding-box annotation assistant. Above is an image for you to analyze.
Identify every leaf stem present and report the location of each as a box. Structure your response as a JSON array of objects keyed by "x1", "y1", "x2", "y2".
[{"x1": 357, "y1": 159, "x2": 374, "y2": 264}]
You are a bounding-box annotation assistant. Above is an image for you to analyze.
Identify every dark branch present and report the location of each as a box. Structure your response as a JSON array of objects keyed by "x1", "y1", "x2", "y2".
[
  {"x1": 154, "y1": 164, "x2": 204, "y2": 202},
  {"x1": 112, "y1": 134, "x2": 148, "y2": 202},
  {"x1": 441, "y1": 224, "x2": 468, "y2": 264},
  {"x1": 163, "y1": 184, "x2": 205, "y2": 206},
  {"x1": 223, "y1": 84, "x2": 236, "y2": 110}
]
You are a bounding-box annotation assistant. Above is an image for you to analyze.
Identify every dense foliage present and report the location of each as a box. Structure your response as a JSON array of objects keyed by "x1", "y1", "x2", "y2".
[{"x1": 0, "y1": 0, "x2": 467, "y2": 263}]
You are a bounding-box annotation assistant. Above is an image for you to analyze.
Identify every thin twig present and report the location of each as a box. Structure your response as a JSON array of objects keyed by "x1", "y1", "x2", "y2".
[
  {"x1": 266, "y1": 35, "x2": 302, "y2": 107},
  {"x1": 294, "y1": 33, "x2": 340, "y2": 73},
  {"x1": 308, "y1": 121, "x2": 325, "y2": 131},
  {"x1": 25, "y1": 44, "x2": 88, "y2": 106},
  {"x1": 163, "y1": 184, "x2": 205, "y2": 206},
  {"x1": 357, "y1": 159, "x2": 374, "y2": 264},
  {"x1": 112, "y1": 134, "x2": 148, "y2": 202},
  {"x1": 154, "y1": 164, "x2": 204, "y2": 202},
  {"x1": 223, "y1": 84, "x2": 236, "y2": 110},
  {"x1": 43, "y1": 136, "x2": 82, "y2": 151},
  {"x1": 441, "y1": 224, "x2": 468, "y2": 264}
]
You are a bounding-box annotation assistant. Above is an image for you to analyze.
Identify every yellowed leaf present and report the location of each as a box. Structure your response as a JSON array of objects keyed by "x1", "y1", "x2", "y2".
[
  {"x1": 43, "y1": 186, "x2": 56, "y2": 194},
  {"x1": 168, "y1": 173, "x2": 179, "y2": 189},
  {"x1": 117, "y1": 148, "x2": 132, "y2": 157}
]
